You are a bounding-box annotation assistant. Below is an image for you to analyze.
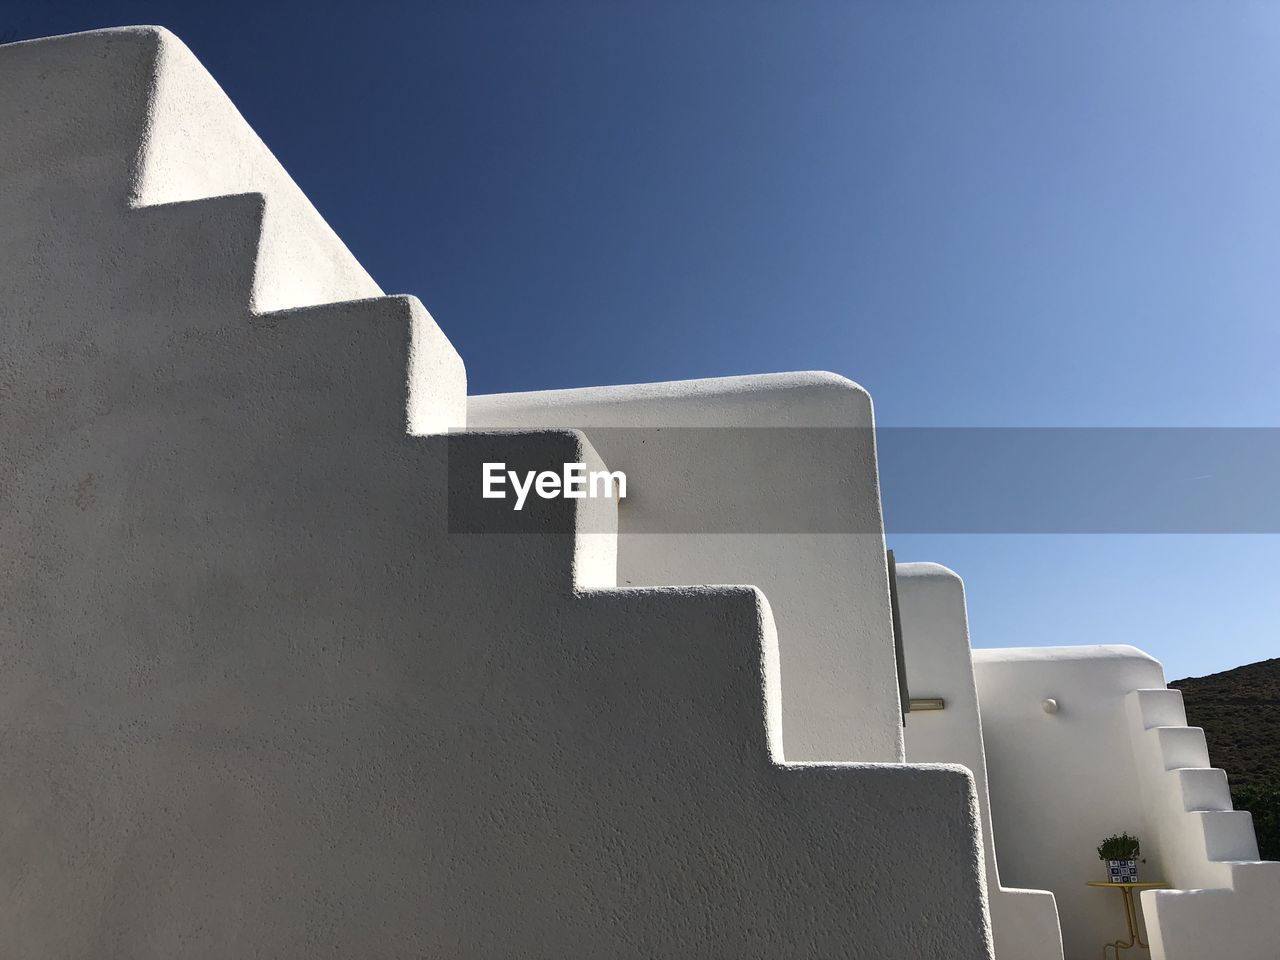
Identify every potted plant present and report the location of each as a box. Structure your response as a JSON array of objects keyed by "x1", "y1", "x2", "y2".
[{"x1": 1097, "y1": 832, "x2": 1143, "y2": 883}]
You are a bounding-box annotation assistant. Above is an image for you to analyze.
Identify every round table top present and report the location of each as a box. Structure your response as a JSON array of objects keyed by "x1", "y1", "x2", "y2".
[{"x1": 1086, "y1": 881, "x2": 1169, "y2": 889}]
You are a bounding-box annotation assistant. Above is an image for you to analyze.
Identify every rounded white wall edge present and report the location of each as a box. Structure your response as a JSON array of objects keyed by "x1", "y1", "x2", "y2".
[
  {"x1": 470, "y1": 370, "x2": 873, "y2": 428},
  {"x1": 972, "y1": 644, "x2": 1163, "y2": 667}
]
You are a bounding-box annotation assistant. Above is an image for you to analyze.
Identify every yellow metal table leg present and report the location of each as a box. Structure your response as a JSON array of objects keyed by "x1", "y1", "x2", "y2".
[{"x1": 1103, "y1": 888, "x2": 1148, "y2": 958}]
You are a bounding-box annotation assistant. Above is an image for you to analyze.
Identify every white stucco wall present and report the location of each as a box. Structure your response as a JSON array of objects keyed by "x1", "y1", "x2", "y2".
[
  {"x1": 0, "y1": 26, "x2": 997, "y2": 958},
  {"x1": 898, "y1": 564, "x2": 1063, "y2": 960},
  {"x1": 136, "y1": 30, "x2": 384, "y2": 312},
  {"x1": 469, "y1": 374, "x2": 904, "y2": 763},
  {"x1": 972, "y1": 642, "x2": 1279, "y2": 960},
  {"x1": 0, "y1": 26, "x2": 381, "y2": 316},
  {"x1": 972, "y1": 647, "x2": 1167, "y2": 960}
]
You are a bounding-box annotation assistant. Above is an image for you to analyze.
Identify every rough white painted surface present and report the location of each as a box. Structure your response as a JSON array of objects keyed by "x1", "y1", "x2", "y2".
[
  {"x1": 469, "y1": 373, "x2": 904, "y2": 763},
  {"x1": 0, "y1": 26, "x2": 381, "y2": 315},
  {"x1": 136, "y1": 29, "x2": 383, "y2": 312},
  {"x1": 898, "y1": 564, "x2": 1063, "y2": 960},
  {"x1": 0, "y1": 26, "x2": 996, "y2": 958}
]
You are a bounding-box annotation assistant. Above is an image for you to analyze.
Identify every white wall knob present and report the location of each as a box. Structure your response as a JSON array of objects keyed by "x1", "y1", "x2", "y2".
[{"x1": 1042, "y1": 698, "x2": 1059, "y2": 714}]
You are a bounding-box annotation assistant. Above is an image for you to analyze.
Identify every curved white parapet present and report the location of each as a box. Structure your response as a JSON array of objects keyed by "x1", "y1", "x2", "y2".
[
  {"x1": 469, "y1": 372, "x2": 905, "y2": 763},
  {"x1": 897, "y1": 564, "x2": 1064, "y2": 960}
]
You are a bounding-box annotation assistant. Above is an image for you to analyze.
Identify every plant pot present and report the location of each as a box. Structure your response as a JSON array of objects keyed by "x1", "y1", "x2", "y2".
[{"x1": 1106, "y1": 859, "x2": 1139, "y2": 883}]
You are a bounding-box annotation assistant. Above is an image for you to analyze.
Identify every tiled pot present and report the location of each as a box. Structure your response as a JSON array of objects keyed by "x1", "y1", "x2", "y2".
[{"x1": 1106, "y1": 859, "x2": 1139, "y2": 883}]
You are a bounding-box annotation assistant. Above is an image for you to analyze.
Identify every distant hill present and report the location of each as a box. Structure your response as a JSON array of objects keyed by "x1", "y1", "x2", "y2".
[{"x1": 1172, "y1": 657, "x2": 1280, "y2": 790}]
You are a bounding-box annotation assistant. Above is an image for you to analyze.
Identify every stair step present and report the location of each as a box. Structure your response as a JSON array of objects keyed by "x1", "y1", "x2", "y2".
[
  {"x1": 1227, "y1": 860, "x2": 1280, "y2": 893},
  {"x1": 1195, "y1": 810, "x2": 1261, "y2": 863},
  {"x1": 1155, "y1": 726, "x2": 1211, "y2": 770},
  {"x1": 259, "y1": 294, "x2": 466, "y2": 436},
  {"x1": 132, "y1": 191, "x2": 265, "y2": 312},
  {"x1": 1131, "y1": 687, "x2": 1187, "y2": 729},
  {"x1": 1175, "y1": 768, "x2": 1233, "y2": 812}
]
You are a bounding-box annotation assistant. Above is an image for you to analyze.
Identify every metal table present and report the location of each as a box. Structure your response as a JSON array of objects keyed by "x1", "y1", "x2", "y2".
[{"x1": 1085, "y1": 881, "x2": 1169, "y2": 959}]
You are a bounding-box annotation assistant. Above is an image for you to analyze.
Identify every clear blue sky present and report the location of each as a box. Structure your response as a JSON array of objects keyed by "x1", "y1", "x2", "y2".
[{"x1": 10, "y1": 1, "x2": 1279, "y2": 679}]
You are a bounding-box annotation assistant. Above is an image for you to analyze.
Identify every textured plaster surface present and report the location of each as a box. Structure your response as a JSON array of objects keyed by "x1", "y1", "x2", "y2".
[
  {"x1": 0, "y1": 26, "x2": 995, "y2": 959},
  {"x1": 898, "y1": 564, "x2": 1063, "y2": 960}
]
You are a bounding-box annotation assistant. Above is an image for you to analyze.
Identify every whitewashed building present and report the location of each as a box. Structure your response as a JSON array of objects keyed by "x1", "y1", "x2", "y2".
[{"x1": 0, "y1": 26, "x2": 1273, "y2": 960}]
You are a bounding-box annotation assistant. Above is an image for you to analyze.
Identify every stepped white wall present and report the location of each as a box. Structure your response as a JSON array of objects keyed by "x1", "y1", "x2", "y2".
[
  {"x1": 1, "y1": 27, "x2": 381, "y2": 315},
  {"x1": 972, "y1": 647, "x2": 1165, "y2": 960},
  {"x1": 897, "y1": 564, "x2": 1063, "y2": 960},
  {"x1": 0, "y1": 26, "x2": 997, "y2": 958},
  {"x1": 973, "y1": 645, "x2": 1280, "y2": 960},
  {"x1": 1126, "y1": 689, "x2": 1280, "y2": 960}
]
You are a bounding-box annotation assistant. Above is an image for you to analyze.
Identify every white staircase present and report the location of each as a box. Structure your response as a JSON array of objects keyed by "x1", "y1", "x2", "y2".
[{"x1": 1125, "y1": 688, "x2": 1280, "y2": 960}]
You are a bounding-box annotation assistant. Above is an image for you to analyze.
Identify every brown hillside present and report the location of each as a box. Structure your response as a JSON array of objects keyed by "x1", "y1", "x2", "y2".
[{"x1": 1172, "y1": 657, "x2": 1280, "y2": 790}]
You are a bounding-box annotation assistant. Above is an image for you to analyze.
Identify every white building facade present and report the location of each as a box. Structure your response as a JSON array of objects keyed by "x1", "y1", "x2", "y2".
[{"x1": 0, "y1": 26, "x2": 1274, "y2": 960}]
